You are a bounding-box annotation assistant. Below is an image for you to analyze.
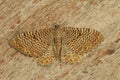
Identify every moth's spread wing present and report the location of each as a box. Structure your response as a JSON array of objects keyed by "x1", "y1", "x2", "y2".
[
  {"x1": 61, "y1": 27, "x2": 104, "y2": 63},
  {"x1": 10, "y1": 29, "x2": 56, "y2": 65}
]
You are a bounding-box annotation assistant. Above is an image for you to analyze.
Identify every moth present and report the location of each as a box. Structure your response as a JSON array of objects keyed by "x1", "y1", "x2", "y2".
[{"x1": 10, "y1": 25, "x2": 104, "y2": 66}]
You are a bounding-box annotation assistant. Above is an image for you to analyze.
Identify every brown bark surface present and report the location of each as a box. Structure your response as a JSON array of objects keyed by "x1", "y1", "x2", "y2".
[{"x1": 0, "y1": 0, "x2": 120, "y2": 80}]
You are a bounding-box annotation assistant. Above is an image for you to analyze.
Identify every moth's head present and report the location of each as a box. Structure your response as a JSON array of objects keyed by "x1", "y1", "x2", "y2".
[{"x1": 54, "y1": 24, "x2": 60, "y2": 29}]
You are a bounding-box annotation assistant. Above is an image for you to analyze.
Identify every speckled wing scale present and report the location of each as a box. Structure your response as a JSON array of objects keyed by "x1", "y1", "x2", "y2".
[
  {"x1": 10, "y1": 26, "x2": 104, "y2": 66},
  {"x1": 10, "y1": 28, "x2": 56, "y2": 66},
  {"x1": 61, "y1": 27, "x2": 104, "y2": 63}
]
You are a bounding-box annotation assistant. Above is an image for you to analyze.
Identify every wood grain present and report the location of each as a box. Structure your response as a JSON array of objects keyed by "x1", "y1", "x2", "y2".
[{"x1": 0, "y1": 0, "x2": 120, "y2": 80}]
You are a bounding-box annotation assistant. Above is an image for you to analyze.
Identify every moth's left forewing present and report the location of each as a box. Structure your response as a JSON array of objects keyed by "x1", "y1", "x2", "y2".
[{"x1": 10, "y1": 29, "x2": 56, "y2": 66}]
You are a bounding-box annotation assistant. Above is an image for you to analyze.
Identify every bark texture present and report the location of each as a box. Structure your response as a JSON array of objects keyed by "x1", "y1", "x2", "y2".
[{"x1": 0, "y1": 0, "x2": 120, "y2": 80}]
